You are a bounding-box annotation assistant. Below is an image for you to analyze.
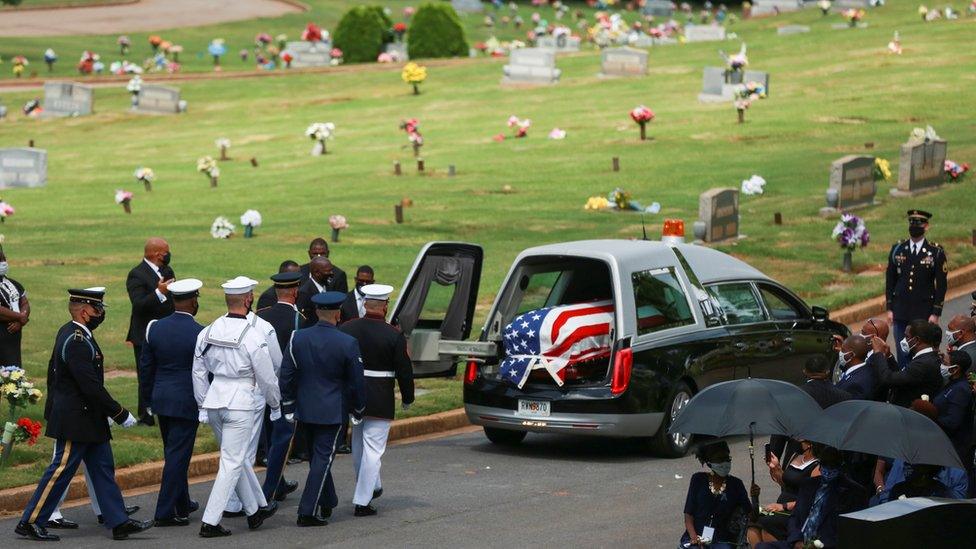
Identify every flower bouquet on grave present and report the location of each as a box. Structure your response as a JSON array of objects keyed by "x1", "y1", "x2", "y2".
[
  {"x1": 842, "y1": 8, "x2": 864, "y2": 27},
  {"x1": 630, "y1": 105, "x2": 655, "y2": 140},
  {"x1": 734, "y1": 81, "x2": 765, "y2": 123},
  {"x1": 276, "y1": 33, "x2": 288, "y2": 51},
  {"x1": 1, "y1": 417, "x2": 42, "y2": 466},
  {"x1": 724, "y1": 43, "x2": 748, "y2": 81},
  {"x1": 394, "y1": 22, "x2": 408, "y2": 42},
  {"x1": 584, "y1": 196, "x2": 611, "y2": 210},
  {"x1": 741, "y1": 175, "x2": 766, "y2": 195},
  {"x1": 23, "y1": 98, "x2": 42, "y2": 117},
  {"x1": 149, "y1": 35, "x2": 163, "y2": 54},
  {"x1": 197, "y1": 156, "x2": 220, "y2": 187},
  {"x1": 945, "y1": 159, "x2": 970, "y2": 182},
  {"x1": 305, "y1": 122, "x2": 336, "y2": 156},
  {"x1": 44, "y1": 49, "x2": 57, "y2": 72},
  {"x1": 818, "y1": 0, "x2": 831, "y2": 15},
  {"x1": 330, "y1": 48, "x2": 343, "y2": 66},
  {"x1": 208, "y1": 39, "x2": 227, "y2": 68},
  {"x1": 0, "y1": 199, "x2": 14, "y2": 223},
  {"x1": 873, "y1": 157, "x2": 892, "y2": 182},
  {"x1": 548, "y1": 128, "x2": 566, "y2": 140},
  {"x1": 239, "y1": 209, "x2": 262, "y2": 238},
  {"x1": 114, "y1": 189, "x2": 133, "y2": 214},
  {"x1": 255, "y1": 33, "x2": 273, "y2": 48},
  {"x1": 126, "y1": 75, "x2": 142, "y2": 108},
  {"x1": 282, "y1": 52, "x2": 294, "y2": 68},
  {"x1": 118, "y1": 35, "x2": 131, "y2": 55},
  {"x1": 831, "y1": 213, "x2": 869, "y2": 273},
  {"x1": 134, "y1": 167, "x2": 155, "y2": 191},
  {"x1": 401, "y1": 62, "x2": 427, "y2": 95},
  {"x1": 1, "y1": 365, "x2": 43, "y2": 466},
  {"x1": 11, "y1": 56, "x2": 28, "y2": 78},
  {"x1": 508, "y1": 115, "x2": 531, "y2": 138},
  {"x1": 400, "y1": 119, "x2": 423, "y2": 156},
  {"x1": 216, "y1": 137, "x2": 231, "y2": 160},
  {"x1": 329, "y1": 214, "x2": 348, "y2": 243},
  {"x1": 887, "y1": 31, "x2": 902, "y2": 55},
  {"x1": 210, "y1": 216, "x2": 235, "y2": 239},
  {"x1": 302, "y1": 23, "x2": 323, "y2": 44},
  {"x1": 404, "y1": 6, "x2": 415, "y2": 19}
]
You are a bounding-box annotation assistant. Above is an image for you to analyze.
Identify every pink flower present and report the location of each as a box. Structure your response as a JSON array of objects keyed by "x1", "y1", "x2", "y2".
[
  {"x1": 330, "y1": 48, "x2": 343, "y2": 59},
  {"x1": 630, "y1": 105, "x2": 655, "y2": 124},
  {"x1": 493, "y1": 133, "x2": 506, "y2": 142}
]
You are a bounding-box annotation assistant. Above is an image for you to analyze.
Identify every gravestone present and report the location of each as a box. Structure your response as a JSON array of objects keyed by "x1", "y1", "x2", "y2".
[
  {"x1": 751, "y1": 0, "x2": 804, "y2": 16},
  {"x1": 698, "y1": 67, "x2": 734, "y2": 102},
  {"x1": 743, "y1": 70, "x2": 771, "y2": 96},
  {"x1": 282, "y1": 40, "x2": 334, "y2": 67},
  {"x1": 632, "y1": 34, "x2": 678, "y2": 47},
  {"x1": 891, "y1": 139, "x2": 947, "y2": 197},
  {"x1": 697, "y1": 188, "x2": 739, "y2": 243},
  {"x1": 684, "y1": 25, "x2": 727, "y2": 43},
  {"x1": 537, "y1": 34, "x2": 581, "y2": 52},
  {"x1": 600, "y1": 47, "x2": 648, "y2": 77},
  {"x1": 502, "y1": 48, "x2": 560, "y2": 85},
  {"x1": 777, "y1": 25, "x2": 811, "y2": 35},
  {"x1": 834, "y1": 0, "x2": 873, "y2": 7},
  {"x1": 384, "y1": 42, "x2": 408, "y2": 61},
  {"x1": 0, "y1": 148, "x2": 47, "y2": 189},
  {"x1": 133, "y1": 84, "x2": 183, "y2": 115},
  {"x1": 451, "y1": 0, "x2": 483, "y2": 13},
  {"x1": 42, "y1": 81, "x2": 94, "y2": 118},
  {"x1": 820, "y1": 155, "x2": 877, "y2": 215},
  {"x1": 643, "y1": 0, "x2": 675, "y2": 17}
]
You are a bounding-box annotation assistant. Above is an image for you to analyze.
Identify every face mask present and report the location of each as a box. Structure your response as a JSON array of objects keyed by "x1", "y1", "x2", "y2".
[
  {"x1": 356, "y1": 280, "x2": 371, "y2": 289},
  {"x1": 325, "y1": 275, "x2": 335, "y2": 287},
  {"x1": 945, "y1": 329, "x2": 961, "y2": 346},
  {"x1": 899, "y1": 337, "x2": 913, "y2": 356},
  {"x1": 707, "y1": 461, "x2": 732, "y2": 477},
  {"x1": 161, "y1": 252, "x2": 172, "y2": 266},
  {"x1": 0, "y1": 261, "x2": 7, "y2": 277},
  {"x1": 841, "y1": 351, "x2": 854, "y2": 367},
  {"x1": 191, "y1": 302, "x2": 200, "y2": 317},
  {"x1": 86, "y1": 312, "x2": 105, "y2": 331},
  {"x1": 908, "y1": 225, "x2": 925, "y2": 238},
  {"x1": 940, "y1": 365, "x2": 956, "y2": 380}
]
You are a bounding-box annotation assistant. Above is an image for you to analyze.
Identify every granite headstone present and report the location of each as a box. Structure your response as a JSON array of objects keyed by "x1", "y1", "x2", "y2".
[
  {"x1": 600, "y1": 47, "x2": 648, "y2": 77},
  {"x1": 283, "y1": 40, "x2": 334, "y2": 68},
  {"x1": 133, "y1": 84, "x2": 183, "y2": 115},
  {"x1": 893, "y1": 139, "x2": 947, "y2": 196},
  {"x1": 42, "y1": 81, "x2": 94, "y2": 118},
  {"x1": 0, "y1": 148, "x2": 47, "y2": 189},
  {"x1": 643, "y1": 0, "x2": 675, "y2": 17},
  {"x1": 452, "y1": 0, "x2": 483, "y2": 13},
  {"x1": 502, "y1": 48, "x2": 561, "y2": 85},
  {"x1": 825, "y1": 155, "x2": 877, "y2": 211},
  {"x1": 537, "y1": 34, "x2": 581, "y2": 52},
  {"x1": 698, "y1": 188, "x2": 739, "y2": 242},
  {"x1": 777, "y1": 25, "x2": 811, "y2": 35},
  {"x1": 684, "y1": 25, "x2": 727, "y2": 43}
]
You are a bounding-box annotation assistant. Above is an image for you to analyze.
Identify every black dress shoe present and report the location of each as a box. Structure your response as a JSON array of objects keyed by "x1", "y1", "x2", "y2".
[
  {"x1": 188, "y1": 500, "x2": 200, "y2": 514},
  {"x1": 112, "y1": 519, "x2": 153, "y2": 540},
  {"x1": 354, "y1": 504, "x2": 377, "y2": 517},
  {"x1": 138, "y1": 415, "x2": 155, "y2": 427},
  {"x1": 286, "y1": 457, "x2": 303, "y2": 465},
  {"x1": 274, "y1": 479, "x2": 299, "y2": 501},
  {"x1": 335, "y1": 444, "x2": 352, "y2": 455},
  {"x1": 222, "y1": 510, "x2": 246, "y2": 518},
  {"x1": 296, "y1": 514, "x2": 328, "y2": 527},
  {"x1": 319, "y1": 505, "x2": 333, "y2": 519},
  {"x1": 97, "y1": 505, "x2": 140, "y2": 524},
  {"x1": 246, "y1": 501, "x2": 278, "y2": 530},
  {"x1": 154, "y1": 516, "x2": 190, "y2": 527},
  {"x1": 199, "y1": 522, "x2": 231, "y2": 537},
  {"x1": 372, "y1": 488, "x2": 383, "y2": 501},
  {"x1": 15, "y1": 522, "x2": 60, "y2": 541},
  {"x1": 46, "y1": 517, "x2": 79, "y2": 529}
]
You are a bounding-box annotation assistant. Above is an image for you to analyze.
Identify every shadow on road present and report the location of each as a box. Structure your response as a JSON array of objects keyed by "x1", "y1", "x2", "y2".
[{"x1": 465, "y1": 432, "x2": 660, "y2": 464}]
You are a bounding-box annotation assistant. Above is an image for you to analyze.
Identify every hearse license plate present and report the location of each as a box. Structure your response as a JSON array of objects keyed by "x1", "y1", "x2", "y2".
[{"x1": 518, "y1": 399, "x2": 550, "y2": 417}]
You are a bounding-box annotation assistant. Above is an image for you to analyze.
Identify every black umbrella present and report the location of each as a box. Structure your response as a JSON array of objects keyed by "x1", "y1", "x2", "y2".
[
  {"x1": 796, "y1": 400, "x2": 963, "y2": 469},
  {"x1": 668, "y1": 378, "x2": 824, "y2": 516}
]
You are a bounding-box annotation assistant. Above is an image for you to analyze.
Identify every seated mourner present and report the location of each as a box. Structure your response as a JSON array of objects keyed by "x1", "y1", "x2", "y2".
[
  {"x1": 679, "y1": 440, "x2": 751, "y2": 549},
  {"x1": 747, "y1": 440, "x2": 819, "y2": 546},
  {"x1": 876, "y1": 459, "x2": 967, "y2": 503}
]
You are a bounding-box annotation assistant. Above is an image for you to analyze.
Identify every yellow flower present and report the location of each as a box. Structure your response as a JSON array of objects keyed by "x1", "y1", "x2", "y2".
[
  {"x1": 401, "y1": 62, "x2": 427, "y2": 84},
  {"x1": 875, "y1": 157, "x2": 892, "y2": 181},
  {"x1": 32, "y1": 389, "x2": 43, "y2": 398},
  {"x1": 10, "y1": 369, "x2": 23, "y2": 381},
  {"x1": 2, "y1": 383, "x2": 15, "y2": 395}
]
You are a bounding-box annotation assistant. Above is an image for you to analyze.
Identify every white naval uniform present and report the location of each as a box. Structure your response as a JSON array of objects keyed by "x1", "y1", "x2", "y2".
[
  {"x1": 192, "y1": 314, "x2": 281, "y2": 526},
  {"x1": 352, "y1": 413, "x2": 391, "y2": 506}
]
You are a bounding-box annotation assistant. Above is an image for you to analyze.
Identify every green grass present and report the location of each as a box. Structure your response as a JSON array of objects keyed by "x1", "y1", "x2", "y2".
[{"x1": 2, "y1": 2, "x2": 976, "y2": 487}]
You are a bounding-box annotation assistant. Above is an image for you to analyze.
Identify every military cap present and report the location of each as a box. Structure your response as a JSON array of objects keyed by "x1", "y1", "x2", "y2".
[
  {"x1": 361, "y1": 284, "x2": 394, "y2": 302},
  {"x1": 907, "y1": 209, "x2": 932, "y2": 223},
  {"x1": 69, "y1": 287, "x2": 107, "y2": 307},
  {"x1": 221, "y1": 277, "x2": 256, "y2": 295},
  {"x1": 311, "y1": 291, "x2": 346, "y2": 310},
  {"x1": 169, "y1": 278, "x2": 203, "y2": 299},
  {"x1": 271, "y1": 271, "x2": 302, "y2": 288}
]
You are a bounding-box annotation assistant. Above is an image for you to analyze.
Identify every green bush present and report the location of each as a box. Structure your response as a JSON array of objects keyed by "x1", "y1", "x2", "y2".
[
  {"x1": 367, "y1": 5, "x2": 396, "y2": 45},
  {"x1": 333, "y1": 5, "x2": 387, "y2": 63},
  {"x1": 407, "y1": 3, "x2": 469, "y2": 60}
]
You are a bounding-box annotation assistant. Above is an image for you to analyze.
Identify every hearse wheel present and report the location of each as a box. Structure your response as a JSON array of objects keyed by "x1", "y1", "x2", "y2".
[
  {"x1": 648, "y1": 381, "x2": 694, "y2": 458},
  {"x1": 483, "y1": 427, "x2": 528, "y2": 446}
]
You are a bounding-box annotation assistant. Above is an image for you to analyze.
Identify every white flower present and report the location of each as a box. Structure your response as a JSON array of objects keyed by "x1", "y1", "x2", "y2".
[
  {"x1": 306, "y1": 122, "x2": 336, "y2": 141},
  {"x1": 814, "y1": 540, "x2": 825, "y2": 549},
  {"x1": 240, "y1": 209, "x2": 262, "y2": 227},
  {"x1": 740, "y1": 174, "x2": 766, "y2": 195},
  {"x1": 197, "y1": 156, "x2": 219, "y2": 177},
  {"x1": 210, "y1": 216, "x2": 235, "y2": 239},
  {"x1": 329, "y1": 214, "x2": 348, "y2": 230},
  {"x1": 114, "y1": 189, "x2": 133, "y2": 204},
  {"x1": 133, "y1": 167, "x2": 154, "y2": 181},
  {"x1": 215, "y1": 137, "x2": 231, "y2": 149},
  {"x1": 126, "y1": 75, "x2": 142, "y2": 93},
  {"x1": 548, "y1": 128, "x2": 566, "y2": 140}
]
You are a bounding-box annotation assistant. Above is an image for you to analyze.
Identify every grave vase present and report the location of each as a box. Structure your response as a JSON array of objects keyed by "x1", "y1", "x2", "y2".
[
  {"x1": 331, "y1": 228, "x2": 341, "y2": 243},
  {"x1": 122, "y1": 200, "x2": 131, "y2": 214},
  {"x1": 244, "y1": 224, "x2": 254, "y2": 238},
  {"x1": 1, "y1": 421, "x2": 16, "y2": 466},
  {"x1": 639, "y1": 122, "x2": 647, "y2": 141},
  {"x1": 412, "y1": 83, "x2": 420, "y2": 95},
  {"x1": 220, "y1": 146, "x2": 229, "y2": 161},
  {"x1": 842, "y1": 250, "x2": 853, "y2": 273},
  {"x1": 693, "y1": 221, "x2": 707, "y2": 242},
  {"x1": 130, "y1": 92, "x2": 139, "y2": 109},
  {"x1": 825, "y1": 188, "x2": 839, "y2": 209},
  {"x1": 142, "y1": 179, "x2": 152, "y2": 192},
  {"x1": 412, "y1": 142, "x2": 421, "y2": 157},
  {"x1": 210, "y1": 175, "x2": 218, "y2": 188},
  {"x1": 737, "y1": 108, "x2": 745, "y2": 124}
]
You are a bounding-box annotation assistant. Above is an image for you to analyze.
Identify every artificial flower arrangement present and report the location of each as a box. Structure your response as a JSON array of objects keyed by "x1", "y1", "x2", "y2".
[
  {"x1": 11, "y1": 56, "x2": 28, "y2": 78},
  {"x1": 302, "y1": 23, "x2": 323, "y2": 43},
  {"x1": 43, "y1": 49, "x2": 57, "y2": 72},
  {"x1": 239, "y1": 209, "x2": 262, "y2": 238},
  {"x1": 197, "y1": 156, "x2": 220, "y2": 187},
  {"x1": 255, "y1": 32, "x2": 273, "y2": 47},
  {"x1": 394, "y1": 22, "x2": 408, "y2": 41},
  {"x1": 630, "y1": 105, "x2": 655, "y2": 140},
  {"x1": 0, "y1": 366, "x2": 42, "y2": 413},
  {"x1": 148, "y1": 35, "x2": 164, "y2": 53},
  {"x1": 818, "y1": 0, "x2": 831, "y2": 15},
  {"x1": 329, "y1": 214, "x2": 348, "y2": 242},
  {"x1": 215, "y1": 137, "x2": 231, "y2": 160},
  {"x1": 1, "y1": 417, "x2": 42, "y2": 467},
  {"x1": 115, "y1": 189, "x2": 133, "y2": 214},
  {"x1": 584, "y1": 188, "x2": 661, "y2": 213},
  {"x1": 126, "y1": 75, "x2": 142, "y2": 108},
  {"x1": 726, "y1": 44, "x2": 748, "y2": 73},
  {"x1": 734, "y1": 81, "x2": 766, "y2": 123},
  {"x1": 134, "y1": 167, "x2": 155, "y2": 191},
  {"x1": 0, "y1": 199, "x2": 14, "y2": 222},
  {"x1": 282, "y1": 52, "x2": 294, "y2": 68},
  {"x1": 548, "y1": 128, "x2": 567, "y2": 140},
  {"x1": 741, "y1": 175, "x2": 767, "y2": 196},
  {"x1": 210, "y1": 216, "x2": 235, "y2": 239},
  {"x1": 117, "y1": 35, "x2": 131, "y2": 55},
  {"x1": 330, "y1": 48, "x2": 343, "y2": 66},
  {"x1": 508, "y1": 115, "x2": 531, "y2": 138},
  {"x1": 842, "y1": 8, "x2": 865, "y2": 27},
  {"x1": 887, "y1": 31, "x2": 902, "y2": 55},
  {"x1": 400, "y1": 118, "x2": 423, "y2": 156},
  {"x1": 945, "y1": 159, "x2": 970, "y2": 181},
  {"x1": 873, "y1": 157, "x2": 892, "y2": 182},
  {"x1": 402, "y1": 62, "x2": 427, "y2": 95},
  {"x1": 208, "y1": 39, "x2": 227, "y2": 68},
  {"x1": 831, "y1": 213, "x2": 870, "y2": 272},
  {"x1": 305, "y1": 122, "x2": 336, "y2": 156}
]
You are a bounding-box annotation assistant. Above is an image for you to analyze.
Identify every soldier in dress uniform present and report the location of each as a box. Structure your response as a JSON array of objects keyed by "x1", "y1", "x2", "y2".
[
  {"x1": 885, "y1": 209, "x2": 948, "y2": 370},
  {"x1": 279, "y1": 291, "x2": 366, "y2": 527},
  {"x1": 192, "y1": 278, "x2": 280, "y2": 537},
  {"x1": 257, "y1": 271, "x2": 304, "y2": 503},
  {"x1": 140, "y1": 278, "x2": 204, "y2": 526},
  {"x1": 339, "y1": 284, "x2": 414, "y2": 517},
  {"x1": 16, "y1": 288, "x2": 153, "y2": 542}
]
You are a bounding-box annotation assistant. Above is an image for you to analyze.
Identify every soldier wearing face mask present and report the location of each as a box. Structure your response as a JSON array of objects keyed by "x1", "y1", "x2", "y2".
[
  {"x1": 0, "y1": 242, "x2": 30, "y2": 366},
  {"x1": 885, "y1": 210, "x2": 948, "y2": 370},
  {"x1": 874, "y1": 319, "x2": 944, "y2": 407}
]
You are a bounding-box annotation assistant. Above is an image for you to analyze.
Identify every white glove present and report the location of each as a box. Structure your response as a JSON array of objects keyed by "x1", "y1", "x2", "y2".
[
  {"x1": 146, "y1": 407, "x2": 153, "y2": 417},
  {"x1": 270, "y1": 408, "x2": 282, "y2": 421},
  {"x1": 122, "y1": 413, "x2": 138, "y2": 428},
  {"x1": 107, "y1": 417, "x2": 114, "y2": 427},
  {"x1": 285, "y1": 413, "x2": 295, "y2": 424},
  {"x1": 198, "y1": 409, "x2": 210, "y2": 424},
  {"x1": 350, "y1": 414, "x2": 363, "y2": 426},
  {"x1": 401, "y1": 402, "x2": 411, "y2": 412}
]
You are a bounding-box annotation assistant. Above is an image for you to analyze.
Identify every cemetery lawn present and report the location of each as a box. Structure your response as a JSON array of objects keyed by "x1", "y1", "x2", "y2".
[{"x1": 1, "y1": 1, "x2": 975, "y2": 486}]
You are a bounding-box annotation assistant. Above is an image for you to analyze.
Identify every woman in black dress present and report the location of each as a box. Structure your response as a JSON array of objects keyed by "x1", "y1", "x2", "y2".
[
  {"x1": 747, "y1": 440, "x2": 820, "y2": 545},
  {"x1": 679, "y1": 440, "x2": 751, "y2": 548}
]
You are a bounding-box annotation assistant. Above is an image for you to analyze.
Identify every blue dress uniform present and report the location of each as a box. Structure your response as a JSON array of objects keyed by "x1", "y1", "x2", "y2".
[
  {"x1": 17, "y1": 288, "x2": 152, "y2": 542},
  {"x1": 279, "y1": 291, "x2": 366, "y2": 524},
  {"x1": 933, "y1": 354, "x2": 974, "y2": 467},
  {"x1": 139, "y1": 278, "x2": 205, "y2": 523},
  {"x1": 885, "y1": 209, "x2": 948, "y2": 369}
]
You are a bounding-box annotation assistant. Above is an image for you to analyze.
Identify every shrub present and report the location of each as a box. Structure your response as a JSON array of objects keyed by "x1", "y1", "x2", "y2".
[
  {"x1": 407, "y1": 3, "x2": 469, "y2": 60},
  {"x1": 333, "y1": 6, "x2": 387, "y2": 63},
  {"x1": 366, "y1": 5, "x2": 396, "y2": 45}
]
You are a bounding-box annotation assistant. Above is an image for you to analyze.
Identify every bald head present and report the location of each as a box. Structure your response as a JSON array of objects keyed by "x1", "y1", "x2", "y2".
[
  {"x1": 842, "y1": 334, "x2": 869, "y2": 362},
  {"x1": 144, "y1": 237, "x2": 170, "y2": 267},
  {"x1": 310, "y1": 257, "x2": 334, "y2": 285},
  {"x1": 948, "y1": 314, "x2": 976, "y2": 345},
  {"x1": 860, "y1": 318, "x2": 889, "y2": 342}
]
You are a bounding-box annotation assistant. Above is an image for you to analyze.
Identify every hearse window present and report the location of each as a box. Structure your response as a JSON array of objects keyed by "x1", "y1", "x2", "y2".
[
  {"x1": 510, "y1": 259, "x2": 613, "y2": 321},
  {"x1": 631, "y1": 267, "x2": 694, "y2": 335},
  {"x1": 757, "y1": 284, "x2": 804, "y2": 321},
  {"x1": 707, "y1": 283, "x2": 766, "y2": 325},
  {"x1": 516, "y1": 271, "x2": 560, "y2": 315}
]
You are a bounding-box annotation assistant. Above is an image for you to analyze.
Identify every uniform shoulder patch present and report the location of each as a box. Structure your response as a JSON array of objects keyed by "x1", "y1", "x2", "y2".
[{"x1": 72, "y1": 329, "x2": 86, "y2": 341}]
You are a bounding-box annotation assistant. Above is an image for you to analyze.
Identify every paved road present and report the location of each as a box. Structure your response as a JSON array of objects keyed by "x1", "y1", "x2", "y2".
[{"x1": 5, "y1": 293, "x2": 973, "y2": 547}]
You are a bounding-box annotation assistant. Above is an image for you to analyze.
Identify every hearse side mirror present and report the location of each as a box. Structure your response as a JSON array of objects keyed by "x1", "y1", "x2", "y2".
[{"x1": 811, "y1": 306, "x2": 829, "y2": 322}]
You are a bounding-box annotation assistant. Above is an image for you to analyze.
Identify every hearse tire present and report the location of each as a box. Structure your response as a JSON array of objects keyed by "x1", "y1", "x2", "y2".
[
  {"x1": 647, "y1": 381, "x2": 694, "y2": 458},
  {"x1": 483, "y1": 427, "x2": 528, "y2": 446}
]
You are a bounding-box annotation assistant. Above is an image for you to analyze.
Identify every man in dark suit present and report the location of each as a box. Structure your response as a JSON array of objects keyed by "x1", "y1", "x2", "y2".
[
  {"x1": 126, "y1": 237, "x2": 175, "y2": 425},
  {"x1": 297, "y1": 257, "x2": 342, "y2": 329},
  {"x1": 139, "y1": 279, "x2": 205, "y2": 527},
  {"x1": 16, "y1": 288, "x2": 152, "y2": 542},
  {"x1": 933, "y1": 351, "x2": 973, "y2": 468},
  {"x1": 885, "y1": 210, "x2": 948, "y2": 369},
  {"x1": 257, "y1": 271, "x2": 304, "y2": 503},
  {"x1": 279, "y1": 291, "x2": 366, "y2": 526},
  {"x1": 769, "y1": 356, "x2": 850, "y2": 462},
  {"x1": 340, "y1": 266, "x2": 375, "y2": 324},
  {"x1": 946, "y1": 314, "x2": 976, "y2": 366},
  {"x1": 874, "y1": 319, "x2": 944, "y2": 407},
  {"x1": 836, "y1": 334, "x2": 879, "y2": 401},
  {"x1": 299, "y1": 238, "x2": 347, "y2": 293},
  {"x1": 256, "y1": 260, "x2": 300, "y2": 311}
]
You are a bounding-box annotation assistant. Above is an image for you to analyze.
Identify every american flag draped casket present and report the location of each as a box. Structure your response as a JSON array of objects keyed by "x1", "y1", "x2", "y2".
[{"x1": 499, "y1": 300, "x2": 615, "y2": 388}]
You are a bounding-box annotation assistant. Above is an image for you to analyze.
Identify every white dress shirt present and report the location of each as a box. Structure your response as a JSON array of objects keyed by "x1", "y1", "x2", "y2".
[
  {"x1": 192, "y1": 315, "x2": 280, "y2": 412},
  {"x1": 355, "y1": 288, "x2": 366, "y2": 318},
  {"x1": 144, "y1": 258, "x2": 168, "y2": 303}
]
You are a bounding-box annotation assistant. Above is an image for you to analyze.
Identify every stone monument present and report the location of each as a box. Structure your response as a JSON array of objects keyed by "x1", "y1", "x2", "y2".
[
  {"x1": 891, "y1": 139, "x2": 947, "y2": 197},
  {"x1": 684, "y1": 25, "x2": 727, "y2": 43},
  {"x1": 133, "y1": 84, "x2": 184, "y2": 115},
  {"x1": 42, "y1": 81, "x2": 94, "y2": 118},
  {"x1": 537, "y1": 34, "x2": 581, "y2": 52},
  {"x1": 600, "y1": 47, "x2": 648, "y2": 77},
  {"x1": 502, "y1": 48, "x2": 561, "y2": 85},
  {"x1": 0, "y1": 148, "x2": 47, "y2": 189},
  {"x1": 282, "y1": 40, "x2": 334, "y2": 68},
  {"x1": 695, "y1": 188, "x2": 739, "y2": 243},
  {"x1": 821, "y1": 155, "x2": 878, "y2": 215}
]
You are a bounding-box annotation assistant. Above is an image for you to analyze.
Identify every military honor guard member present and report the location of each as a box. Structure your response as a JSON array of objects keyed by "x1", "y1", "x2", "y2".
[
  {"x1": 16, "y1": 288, "x2": 153, "y2": 542},
  {"x1": 192, "y1": 278, "x2": 280, "y2": 537},
  {"x1": 257, "y1": 271, "x2": 305, "y2": 503},
  {"x1": 339, "y1": 284, "x2": 414, "y2": 517},
  {"x1": 279, "y1": 291, "x2": 366, "y2": 526},
  {"x1": 139, "y1": 278, "x2": 205, "y2": 526},
  {"x1": 257, "y1": 260, "x2": 300, "y2": 311},
  {"x1": 885, "y1": 210, "x2": 948, "y2": 369}
]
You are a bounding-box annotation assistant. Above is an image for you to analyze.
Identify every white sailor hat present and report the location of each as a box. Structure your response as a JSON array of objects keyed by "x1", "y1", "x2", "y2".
[
  {"x1": 169, "y1": 278, "x2": 203, "y2": 299},
  {"x1": 361, "y1": 284, "x2": 393, "y2": 301},
  {"x1": 221, "y1": 276, "x2": 256, "y2": 295}
]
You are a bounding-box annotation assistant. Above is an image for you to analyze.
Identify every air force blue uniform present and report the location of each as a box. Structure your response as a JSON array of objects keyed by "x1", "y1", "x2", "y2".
[
  {"x1": 140, "y1": 311, "x2": 204, "y2": 520},
  {"x1": 280, "y1": 303, "x2": 366, "y2": 517}
]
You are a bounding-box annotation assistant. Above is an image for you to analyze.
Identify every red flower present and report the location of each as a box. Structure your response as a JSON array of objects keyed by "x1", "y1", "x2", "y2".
[
  {"x1": 16, "y1": 417, "x2": 42, "y2": 446},
  {"x1": 394, "y1": 22, "x2": 408, "y2": 33}
]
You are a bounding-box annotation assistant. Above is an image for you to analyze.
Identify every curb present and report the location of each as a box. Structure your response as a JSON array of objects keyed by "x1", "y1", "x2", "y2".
[
  {"x1": 830, "y1": 262, "x2": 976, "y2": 326},
  {"x1": 0, "y1": 408, "x2": 469, "y2": 514}
]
